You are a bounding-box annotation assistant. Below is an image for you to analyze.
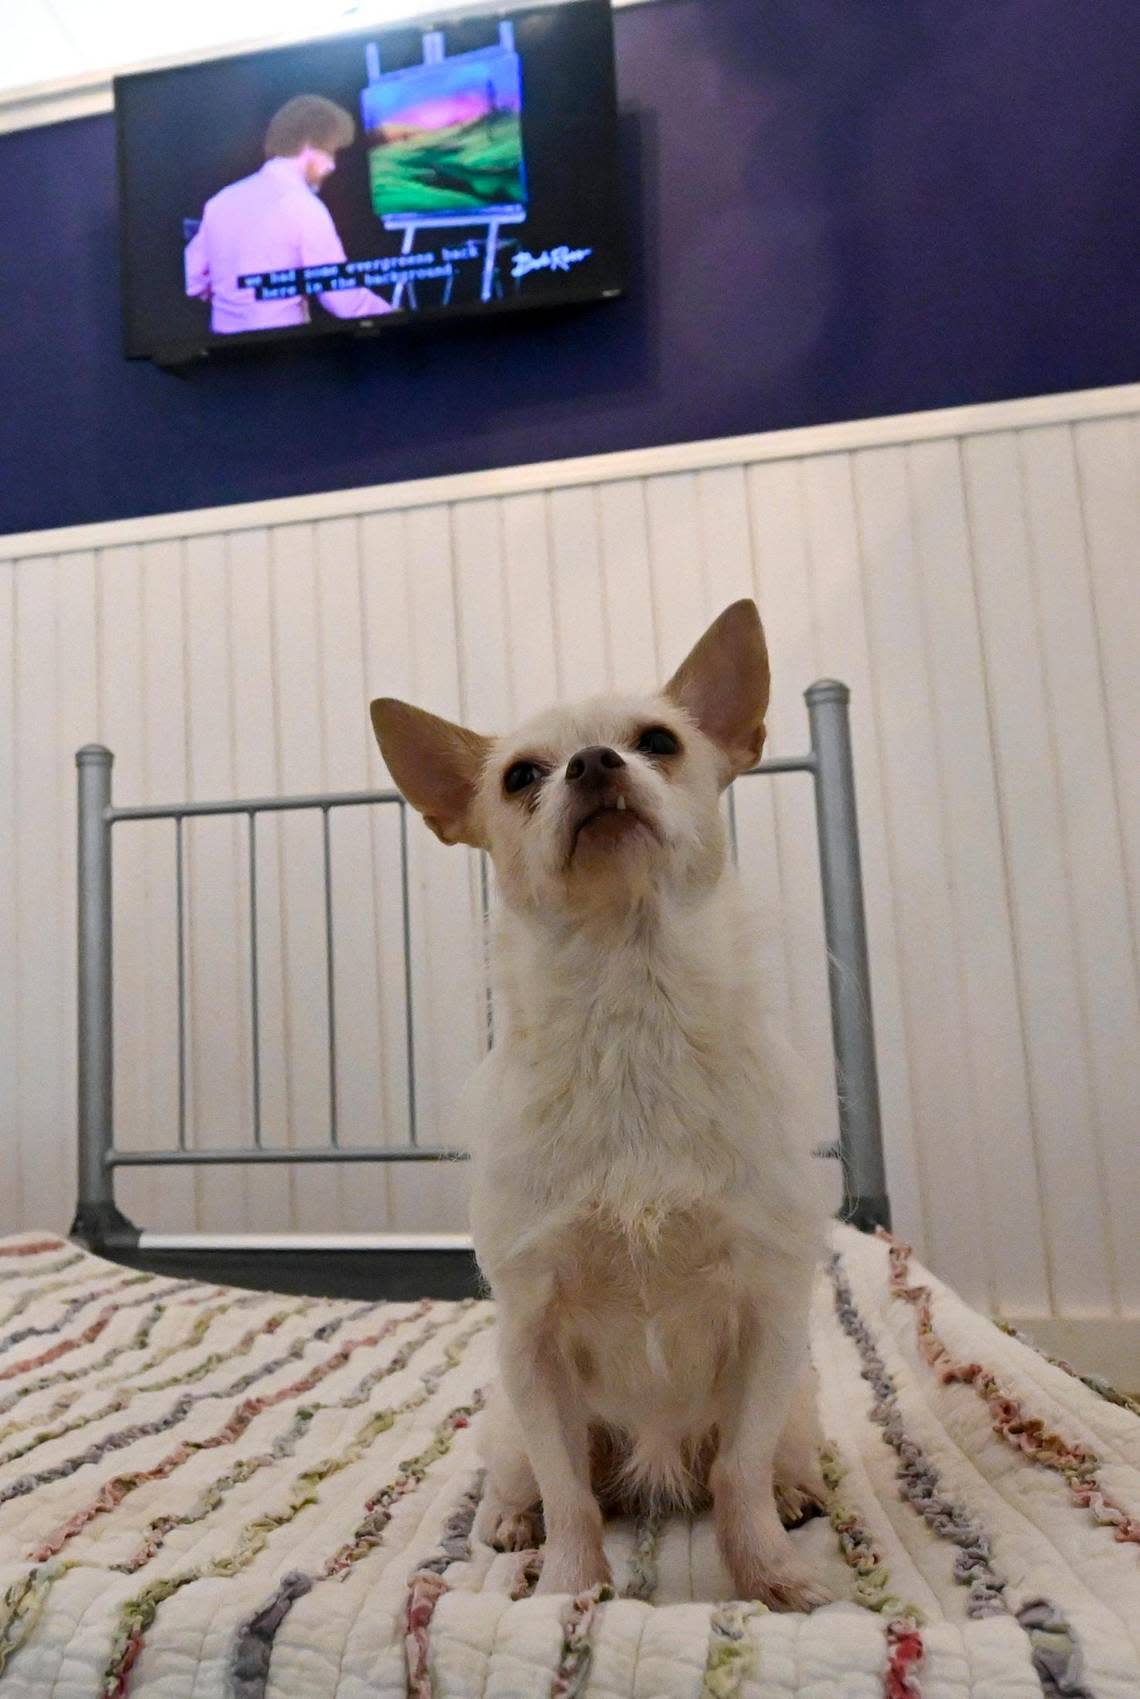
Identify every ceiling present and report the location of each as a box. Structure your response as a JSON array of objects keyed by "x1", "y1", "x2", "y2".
[{"x1": 0, "y1": 0, "x2": 526, "y2": 101}]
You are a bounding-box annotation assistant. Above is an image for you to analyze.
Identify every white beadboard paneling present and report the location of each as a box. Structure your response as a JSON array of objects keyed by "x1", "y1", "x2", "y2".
[
  {"x1": 401, "y1": 505, "x2": 480, "y2": 1231},
  {"x1": 136, "y1": 540, "x2": 196, "y2": 1232},
  {"x1": 795, "y1": 453, "x2": 925, "y2": 1249},
  {"x1": 449, "y1": 496, "x2": 510, "y2": 1079},
  {"x1": 55, "y1": 552, "x2": 98, "y2": 1084},
  {"x1": 1018, "y1": 426, "x2": 1140, "y2": 1314},
  {"x1": 595, "y1": 481, "x2": 659, "y2": 689},
  {"x1": 1073, "y1": 419, "x2": 1140, "y2": 979},
  {"x1": 548, "y1": 486, "x2": 611, "y2": 697},
  {"x1": 905, "y1": 439, "x2": 1050, "y2": 1316},
  {"x1": 452, "y1": 500, "x2": 513, "y2": 735},
  {"x1": 2, "y1": 385, "x2": 1137, "y2": 1328},
  {"x1": 98, "y1": 544, "x2": 160, "y2": 1233},
  {"x1": 852, "y1": 447, "x2": 990, "y2": 1307},
  {"x1": 745, "y1": 461, "x2": 837, "y2": 1167},
  {"x1": 499, "y1": 491, "x2": 562, "y2": 718},
  {"x1": 359, "y1": 507, "x2": 414, "y2": 1183},
  {"x1": 643, "y1": 474, "x2": 708, "y2": 675},
  {"x1": 13, "y1": 558, "x2": 72, "y2": 1235},
  {"x1": 183, "y1": 532, "x2": 250, "y2": 1234},
  {"x1": 314, "y1": 514, "x2": 391, "y2": 1235},
  {"x1": 226, "y1": 524, "x2": 293, "y2": 1233},
  {"x1": 695, "y1": 466, "x2": 792, "y2": 1030},
  {"x1": 0, "y1": 563, "x2": 19, "y2": 1231},
  {"x1": 694, "y1": 465, "x2": 755, "y2": 611},
  {"x1": 962, "y1": 432, "x2": 1114, "y2": 1317},
  {"x1": 269, "y1": 521, "x2": 342, "y2": 1235}
]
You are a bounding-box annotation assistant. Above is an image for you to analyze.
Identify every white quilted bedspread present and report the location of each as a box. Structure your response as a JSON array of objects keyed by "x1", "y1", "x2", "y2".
[{"x1": 0, "y1": 1228, "x2": 1137, "y2": 1698}]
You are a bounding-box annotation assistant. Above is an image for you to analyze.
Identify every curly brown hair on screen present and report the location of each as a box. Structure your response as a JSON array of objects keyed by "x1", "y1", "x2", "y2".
[{"x1": 264, "y1": 95, "x2": 356, "y2": 158}]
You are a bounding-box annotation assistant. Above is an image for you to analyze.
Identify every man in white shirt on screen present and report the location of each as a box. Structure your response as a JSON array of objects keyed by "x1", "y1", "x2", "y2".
[{"x1": 184, "y1": 94, "x2": 393, "y2": 335}]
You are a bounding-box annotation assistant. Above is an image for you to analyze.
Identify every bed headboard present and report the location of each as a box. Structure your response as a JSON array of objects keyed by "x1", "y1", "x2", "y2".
[{"x1": 72, "y1": 680, "x2": 888, "y2": 1295}]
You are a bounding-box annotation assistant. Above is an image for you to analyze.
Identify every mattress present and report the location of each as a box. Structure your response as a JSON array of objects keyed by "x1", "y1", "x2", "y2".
[{"x1": 0, "y1": 1227, "x2": 1136, "y2": 1697}]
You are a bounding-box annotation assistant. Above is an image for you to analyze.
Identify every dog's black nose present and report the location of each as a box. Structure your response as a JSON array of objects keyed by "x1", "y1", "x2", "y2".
[{"x1": 566, "y1": 745, "x2": 626, "y2": 784}]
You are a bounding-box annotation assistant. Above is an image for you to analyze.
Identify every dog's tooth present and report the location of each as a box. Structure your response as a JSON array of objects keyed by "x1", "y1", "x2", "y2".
[{"x1": 616, "y1": 795, "x2": 626, "y2": 811}]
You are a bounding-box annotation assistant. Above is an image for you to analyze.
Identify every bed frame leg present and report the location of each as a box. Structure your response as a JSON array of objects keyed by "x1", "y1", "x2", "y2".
[
  {"x1": 71, "y1": 1199, "x2": 140, "y2": 1253},
  {"x1": 71, "y1": 746, "x2": 138, "y2": 1255},
  {"x1": 843, "y1": 1194, "x2": 891, "y2": 1233},
  {"x1": 806, "y1": 683, "x2": 890, "y2": 1233}
]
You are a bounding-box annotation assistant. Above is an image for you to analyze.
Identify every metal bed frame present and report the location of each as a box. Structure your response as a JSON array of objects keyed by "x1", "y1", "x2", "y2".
[{"x1": 70, "y1": 680, "x2": 889, "y2": 1299}]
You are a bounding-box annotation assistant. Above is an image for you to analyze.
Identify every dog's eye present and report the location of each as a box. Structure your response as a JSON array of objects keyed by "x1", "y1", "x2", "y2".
[
  {"x1": 503, "y1": 760, "x2": 544, "y2": 796},
  {"x1": 636, "y1": 726, "x2": 681, "y2": 758}
]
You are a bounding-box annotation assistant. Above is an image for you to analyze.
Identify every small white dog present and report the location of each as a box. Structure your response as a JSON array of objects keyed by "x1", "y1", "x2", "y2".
[{"x1": 371, "y1": 600, "x2": 831, "y2": 1609}]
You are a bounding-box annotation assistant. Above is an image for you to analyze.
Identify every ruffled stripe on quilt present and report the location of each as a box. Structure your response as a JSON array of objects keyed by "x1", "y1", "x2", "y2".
[
  {"x1": 830, "y1": 1250, "x2": 1092, "y2": 1698},
  {"x1": 886, "y1": 1238, "x2": 1140, "y2": 1549}
]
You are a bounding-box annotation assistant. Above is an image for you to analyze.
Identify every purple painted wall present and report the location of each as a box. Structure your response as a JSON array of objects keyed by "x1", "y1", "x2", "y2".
[{"x1": 1, "y1": 0, "x2": 1137, "y2": 536}]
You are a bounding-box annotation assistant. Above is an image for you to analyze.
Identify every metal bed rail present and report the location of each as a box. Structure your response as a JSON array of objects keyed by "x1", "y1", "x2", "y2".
[{"x1": 71, "y1": 680, "x2": 889, "y2": 1272}]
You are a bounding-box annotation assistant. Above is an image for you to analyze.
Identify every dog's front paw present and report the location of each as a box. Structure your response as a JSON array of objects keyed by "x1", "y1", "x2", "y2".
[
  {"x1": 775, "y1": 1478, "x2": 827, "y2": 1527},
  {"x1": 757, "y1": 1566, "x2": 834, "y2": 1613},
  {"x1": 774, "y1": 1436, "x2": 829, "y2": 1527},
  {"x1": 534, "y1": 1540, "x2": 612, "y2": 1596},
  {"x1": 719, "y1": 1511, "x2": 833, "y2": 1612},
  {"x1": 730, "y1": 1550, "x2": 833, "y2": 1611},
  {"x1": 490, "y1": 1508, "x2": 544, "y2": 1551},
  {"x1": 475, "y1": 1497, "x2": 543, "y2": 1551}
]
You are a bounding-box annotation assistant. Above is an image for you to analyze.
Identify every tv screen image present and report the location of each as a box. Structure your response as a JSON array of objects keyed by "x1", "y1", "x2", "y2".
[
  {"x1": 362, "y1": 24, "x2": 527, "y2": 219},
  {"x1": 115, "y1": 0, "x2": 624, "y2": 362}
]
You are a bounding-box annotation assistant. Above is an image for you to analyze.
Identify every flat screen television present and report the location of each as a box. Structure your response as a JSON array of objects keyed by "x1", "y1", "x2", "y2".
[{"x1": 115, "y1": 0, "x2": 624, "y2": 363}]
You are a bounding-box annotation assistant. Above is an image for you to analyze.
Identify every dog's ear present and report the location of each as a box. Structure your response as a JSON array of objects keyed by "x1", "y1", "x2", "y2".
[
  {"x1": 665, "y1": 599, "x2": 770, "y2": 782},
  {"x1": 370, "y1": 698, "x2": 491, "y2": 848}
]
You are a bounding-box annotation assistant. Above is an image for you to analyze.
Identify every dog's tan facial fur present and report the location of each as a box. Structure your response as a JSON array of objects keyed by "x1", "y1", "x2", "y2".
[
  {"x1": 371, "y1": 600, "x2": 770, "y2": 921},
  {"x1": 369, "y1": 600, "x2": 831, "y2": 1610},
  {"x1": 478, "y1": 695, "x2": 721, "y2": 918}
]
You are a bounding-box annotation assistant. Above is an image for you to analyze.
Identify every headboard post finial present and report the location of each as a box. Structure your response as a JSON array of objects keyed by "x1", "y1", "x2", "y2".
[{"x1": 805, "y1": 678, "x2": 849, "y2": 706}]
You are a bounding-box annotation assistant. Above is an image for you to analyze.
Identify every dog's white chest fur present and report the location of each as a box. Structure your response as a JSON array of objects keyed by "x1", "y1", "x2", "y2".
[
  {"x1": 537, "y1": 1203, "x2": 747, "y2": 1462},
  {"x1": 468, "y1": 885, "x2": 819, "y2": 1500},
  {"x1": 471, "y1": 885, "x2": 812, "y2": 1252}
]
